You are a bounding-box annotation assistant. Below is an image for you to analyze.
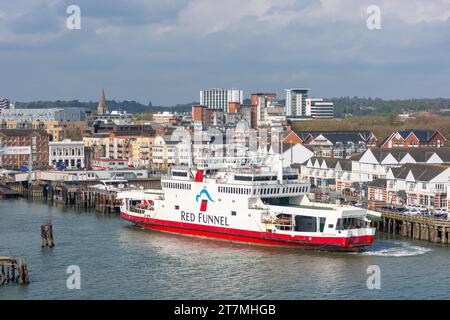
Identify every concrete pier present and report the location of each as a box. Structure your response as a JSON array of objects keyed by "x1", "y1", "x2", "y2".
[
  {"x1": 379, "y1": 211, "x2": 450, "y2": 245},
  {"x1": 4, "y1": 178, "x2": 161, "y2": 214}
]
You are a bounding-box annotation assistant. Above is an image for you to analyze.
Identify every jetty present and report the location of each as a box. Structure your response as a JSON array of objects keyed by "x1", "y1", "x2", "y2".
[
  {"x1": 4, "y1": 178, "x2": 161, "y2": 213},
  {"x1": 376, "y1": 211, "x2": 449, "y2": 244}
]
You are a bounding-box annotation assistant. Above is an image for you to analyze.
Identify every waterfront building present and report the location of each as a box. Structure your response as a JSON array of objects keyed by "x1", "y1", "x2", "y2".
[
  {"x1": 351, "y1": 147, "x2": 450, "y2": 182},
  {"x1": 381, "y1": 129, "x2": 447, "y2": 148},
  {"x1": 49, "y1": 139, "x2": 85, "y2": 169},
  {"x1": 0, "y1": 129, "x2": 50, "y2": 169},
  {"x1": 367, "y1": 163, "x2": 450, "y2": 209},
  {"x1": 200, "y1": 88, "x2": 243, "y2": 112},
  {"x1": 14, "y1": 168, "x2": 150, "y2": 182},
  {"x1": 298, "y1": 157, "x2": 353, "y2": 191},
  {"x1": 299, "y1": 147, "x2": 450, "y2": 193}
]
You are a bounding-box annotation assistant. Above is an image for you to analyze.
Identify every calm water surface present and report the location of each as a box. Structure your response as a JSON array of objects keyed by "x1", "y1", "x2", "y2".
[{"x1": 0, "y1": 198, "x2": 449, "y2": 300}]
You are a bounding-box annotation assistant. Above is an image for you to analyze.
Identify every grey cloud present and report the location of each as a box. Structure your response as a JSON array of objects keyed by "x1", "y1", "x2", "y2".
[{"x1": 0, "y1": 0, "x2": 449, "y2": 104}]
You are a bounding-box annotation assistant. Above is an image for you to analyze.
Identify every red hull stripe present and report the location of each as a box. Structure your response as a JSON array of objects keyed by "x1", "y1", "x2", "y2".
[{"x1": 121, "y1": 212, "x2": 374, "y2": 250}]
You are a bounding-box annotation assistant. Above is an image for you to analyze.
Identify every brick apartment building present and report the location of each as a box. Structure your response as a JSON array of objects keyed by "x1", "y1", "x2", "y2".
[{"x1": 0, "y1": 129, "x2": 50, "y2": 169}]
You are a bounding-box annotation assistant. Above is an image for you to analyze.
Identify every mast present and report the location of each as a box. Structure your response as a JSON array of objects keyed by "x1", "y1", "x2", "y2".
[{"x1": 277, "y1": 130, "x2": 283, "y2": 183}]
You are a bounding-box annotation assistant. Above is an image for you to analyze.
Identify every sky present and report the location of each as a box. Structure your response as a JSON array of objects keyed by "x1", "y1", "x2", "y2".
[{"x1": 0, "y1": 0, "x2": 450, "y2": 105}]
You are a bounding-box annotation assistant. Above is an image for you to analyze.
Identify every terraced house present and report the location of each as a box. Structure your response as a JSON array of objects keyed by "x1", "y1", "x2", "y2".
[
  {"x1": 381, "y1": 129, "x2": 447, "y2": 149},
  {"x1": 298, "y1": 157, "x2": 352, "y2": 191},
  {"x1": 368, "y1": 163, "x2": 450, "y2": 210},
  {"x1": 299, "y1": 147, "x2": 450, "y2": 193},
  {"x1": 284, "y1": 130, "x2": 378, "y2": 159}
]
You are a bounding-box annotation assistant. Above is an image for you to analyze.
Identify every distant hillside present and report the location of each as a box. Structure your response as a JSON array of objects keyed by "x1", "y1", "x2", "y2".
[
  {"x1": 329, "y1": 97, "x2": 450, "y2": 118},
  {"x1": 13, "y1": 97, "x2": 450, "y2": 117},
  {"x1": 14, "y1": 100, "x2": 197, "y2": 114},
  {"x1": 289, "y1": 114, "x2": 450, "y2": 146}
]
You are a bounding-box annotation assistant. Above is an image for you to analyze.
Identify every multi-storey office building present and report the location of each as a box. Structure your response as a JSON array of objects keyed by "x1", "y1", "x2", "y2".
[
  {"x1": 200, "y1": 88, "x2": 243, "y2": 112},
  {"x1": 305, "y1": 98, "x2": 334, "y2": 119}
]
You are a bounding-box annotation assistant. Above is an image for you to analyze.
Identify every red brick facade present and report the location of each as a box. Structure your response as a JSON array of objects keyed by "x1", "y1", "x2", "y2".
[
  {"x1": 382, "y1": 130, "x2": 447, "y2": 148},
  {"x1": 0, "y1": 129, "x2": 50, "y2": 169}
]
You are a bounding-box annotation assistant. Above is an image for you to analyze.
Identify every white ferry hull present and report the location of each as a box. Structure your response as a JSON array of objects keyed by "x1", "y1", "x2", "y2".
[{"x1": 120, "y1": 210, "x2": 375, "y2": 252}]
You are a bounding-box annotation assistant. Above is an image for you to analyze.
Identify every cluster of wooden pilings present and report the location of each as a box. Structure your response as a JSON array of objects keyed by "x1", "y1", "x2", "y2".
[
  {"x1": 41, "y1": 219, "x2": 55, "y2": 248},
  {"x1": 376, "y1": 211, "x2": 450, "y2": 244},
  {"x1": 0, "y1": 257, "x2": 30, "y2": 286},
  {"x1": 5, "y1": 178, "x2": 161, "y2": 214}
]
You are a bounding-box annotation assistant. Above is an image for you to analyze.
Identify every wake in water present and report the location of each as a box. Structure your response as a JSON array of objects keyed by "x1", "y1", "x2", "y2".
[{"x1": 356, "y1": 241, "x2": 432, "y2": 257}]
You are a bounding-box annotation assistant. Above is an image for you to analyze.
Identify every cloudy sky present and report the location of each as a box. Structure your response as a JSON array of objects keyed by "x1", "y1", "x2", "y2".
[{"x1": 0, "y1": 0, "x2": 450, "y2": 105}]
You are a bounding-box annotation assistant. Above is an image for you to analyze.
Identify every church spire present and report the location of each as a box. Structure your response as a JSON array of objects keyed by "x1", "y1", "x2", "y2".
[{"x1": 98, "y1": 88, "x2": 107, "y2": 114}]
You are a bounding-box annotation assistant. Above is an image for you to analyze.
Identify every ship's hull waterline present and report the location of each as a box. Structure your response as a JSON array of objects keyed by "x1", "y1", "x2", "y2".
[{"x1": 121, "y1": 212, "x2": 375, "y2": 252}]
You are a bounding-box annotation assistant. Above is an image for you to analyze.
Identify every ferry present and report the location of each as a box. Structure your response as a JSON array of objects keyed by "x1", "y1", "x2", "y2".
[{"x1": 118, "y1": 162, "x2": 375, "y2": 251}]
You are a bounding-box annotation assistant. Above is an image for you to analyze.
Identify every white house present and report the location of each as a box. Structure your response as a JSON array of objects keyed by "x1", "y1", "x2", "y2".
[
  {"x1": 375, "y1": 164, "x2": 450, "y2": 209},
  {"x1": 49, "y1": 139, "x2": 84, "y2": 169}
]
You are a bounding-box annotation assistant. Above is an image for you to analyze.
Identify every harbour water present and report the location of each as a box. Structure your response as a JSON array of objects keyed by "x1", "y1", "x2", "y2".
[{"x1": 0, "y1": 198, "x2": 449, "y2": 300}]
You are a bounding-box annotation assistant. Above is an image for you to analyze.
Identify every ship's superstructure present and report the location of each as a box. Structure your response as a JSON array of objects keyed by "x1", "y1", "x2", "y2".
[{"x1": 118, "y1": 162, "x2": 375, "y2": 251}]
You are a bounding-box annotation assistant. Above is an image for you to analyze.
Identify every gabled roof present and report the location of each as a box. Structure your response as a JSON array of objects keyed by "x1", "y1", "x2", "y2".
[
  {"x1": 366, "y1": 147, "x2": 450, "y2": 163},
  {"x1": 292, "y1": 130, "x2": 376, "y2": 144},
  {"x1": 393, "y1": 163, "x2": 450, "y2": 181},
  {"x1": 381, "y1": 129, "x2": 446, "y2": 146},
  {"x1": 400, "y1": 129, "x2": 443, "y2": 142}
]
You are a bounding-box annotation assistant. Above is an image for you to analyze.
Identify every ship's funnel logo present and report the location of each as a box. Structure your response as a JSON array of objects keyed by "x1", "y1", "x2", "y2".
[{"x1": 196, "y1": 188, "x2": 214, "y2": 212}]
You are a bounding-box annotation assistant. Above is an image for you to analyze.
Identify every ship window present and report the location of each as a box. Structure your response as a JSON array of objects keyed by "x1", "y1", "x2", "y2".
[
  {"x1": 172, "y1": 171, "x2": 188, "y2": 177},
  {"x1": 294, "y1": 215, "x2": 317, "y2": 232},
  {"x1": 231, "y1": 211, "x2": 236, "y2": 216},
  {"x1": 175, "y1": 205, "x2": 179, "y2": 210},
  {"x1": 328, "y1": 224, "x2": 334, "y2": 228}
]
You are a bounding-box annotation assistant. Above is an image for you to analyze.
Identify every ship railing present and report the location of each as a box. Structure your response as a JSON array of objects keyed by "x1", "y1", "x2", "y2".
[{"x1": 129, "y1": 207, "x2": 146, "y2": 214}]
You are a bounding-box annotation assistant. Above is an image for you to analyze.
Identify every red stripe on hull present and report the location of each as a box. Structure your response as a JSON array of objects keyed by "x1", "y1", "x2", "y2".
[{"x1": 120, "y1": 212, "x2": 374, "y2": 252}]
